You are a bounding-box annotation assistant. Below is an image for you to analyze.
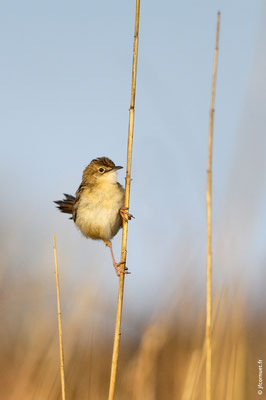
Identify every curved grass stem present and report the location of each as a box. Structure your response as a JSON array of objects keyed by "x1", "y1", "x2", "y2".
[{"x1": 206, "y1": 11, "x2": 221, "y2": 400}]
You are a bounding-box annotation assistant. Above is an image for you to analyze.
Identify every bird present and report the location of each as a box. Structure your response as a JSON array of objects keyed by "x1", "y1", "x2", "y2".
[{"x1": 54, "y1": 157, "x2": 133, "y2": 276}]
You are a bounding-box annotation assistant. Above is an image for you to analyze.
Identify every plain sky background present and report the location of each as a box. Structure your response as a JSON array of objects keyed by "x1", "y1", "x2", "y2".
[{"x1": 0, "y1": 0, "x2": 265, "y2": 317}]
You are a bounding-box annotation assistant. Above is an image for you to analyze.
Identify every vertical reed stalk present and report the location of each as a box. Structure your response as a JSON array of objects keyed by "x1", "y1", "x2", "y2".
[
  {"x1": 206, "y1": 12, "x2": 220, "y2": 400},
  {"x1": 53, "y1": 234, "x2": 66, "y2": 400},
  {"x1": 108, "y1": 1, "x2": 140, "y2": 399}
]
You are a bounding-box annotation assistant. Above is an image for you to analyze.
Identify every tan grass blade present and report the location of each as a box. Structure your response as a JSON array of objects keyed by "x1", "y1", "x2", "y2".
[
  {"x1": 180, "y1": 349, "x2": 205, "y2": 400},
  {"x1": 132, "y1": 322, "x2": 169, "y2": 400},
  {"x1": 53, "y1": 234, "x2": 66, "y2": 400},
  {"x1": 206, "y1": 11, "x2": 221, "y2": 400}
]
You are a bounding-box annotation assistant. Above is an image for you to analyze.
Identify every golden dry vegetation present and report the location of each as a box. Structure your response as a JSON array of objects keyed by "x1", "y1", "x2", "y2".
[{"x1": 0, "y1": 264, "x2": 264, "y2": 399}]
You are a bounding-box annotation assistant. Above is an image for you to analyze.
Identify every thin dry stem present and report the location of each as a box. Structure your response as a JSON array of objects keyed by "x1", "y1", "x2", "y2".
[
  {"x1": 206, "y1": 12, "x2": 220, "y2": 400},
  {"x1": 108, "y1": 1, "x2": 140, "y2": 399},
  {"x1": 53, "y1": 234, "x2": 66, "y2": 400}
]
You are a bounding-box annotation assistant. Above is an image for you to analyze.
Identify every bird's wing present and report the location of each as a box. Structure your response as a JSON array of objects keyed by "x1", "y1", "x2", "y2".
[{"x1": 73, "y1": 183, "x2": 86, "y2": 222}]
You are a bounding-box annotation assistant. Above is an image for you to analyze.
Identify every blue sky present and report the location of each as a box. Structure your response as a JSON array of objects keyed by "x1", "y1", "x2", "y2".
[{"x1": 0, "y1": 0, "x2": 265, "y2": 315}]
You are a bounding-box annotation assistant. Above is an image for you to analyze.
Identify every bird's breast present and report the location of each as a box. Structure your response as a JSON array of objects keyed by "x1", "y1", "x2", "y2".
[{"x1": 75, "y1": 184, "x2": 124, "y2": 241}]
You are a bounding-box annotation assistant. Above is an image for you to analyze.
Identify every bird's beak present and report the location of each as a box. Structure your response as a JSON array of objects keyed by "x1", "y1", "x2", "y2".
[{"x1": 113, "y1": 165, "x2": 123, "y2": 171}]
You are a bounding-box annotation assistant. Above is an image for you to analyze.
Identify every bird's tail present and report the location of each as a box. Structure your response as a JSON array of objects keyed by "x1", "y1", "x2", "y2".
[{"x1": 54, "y1": 194, "x2": 75, "y2": 218}]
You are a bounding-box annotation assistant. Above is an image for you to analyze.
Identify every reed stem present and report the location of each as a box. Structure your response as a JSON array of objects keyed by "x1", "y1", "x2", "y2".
[
  {"x1": 53, "y1": 234, "x2": 66, "y2": 400},
  {"x1": 108, "y1": 1, "x2": 140, "y2": 399}
]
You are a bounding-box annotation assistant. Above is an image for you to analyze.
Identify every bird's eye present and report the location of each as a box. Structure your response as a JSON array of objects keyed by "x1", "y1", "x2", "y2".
[{"x1": 98, "y1": 167, "x2": 105, "y2": 173}]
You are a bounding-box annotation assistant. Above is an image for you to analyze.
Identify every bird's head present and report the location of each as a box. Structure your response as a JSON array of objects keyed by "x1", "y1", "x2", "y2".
[{"x1": 82, "y1": 157, "x2": 123, "y2": 185}]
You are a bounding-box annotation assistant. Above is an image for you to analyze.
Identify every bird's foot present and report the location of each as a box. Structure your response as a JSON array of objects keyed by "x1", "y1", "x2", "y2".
[
  {"x1": 120, "y1": 207, "x2": 134, "y2": 222},
  {"x1": 113, "y1": 261, "x2": 130, "y2": 277},
  {"x1": 104, "y1": 240, "x2": 130, "y2": 277}
]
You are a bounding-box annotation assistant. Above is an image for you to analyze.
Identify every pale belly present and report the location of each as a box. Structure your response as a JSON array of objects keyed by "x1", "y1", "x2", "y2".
[{"x1": 75, "y1": 186, "x2": 124, "y2": 241}]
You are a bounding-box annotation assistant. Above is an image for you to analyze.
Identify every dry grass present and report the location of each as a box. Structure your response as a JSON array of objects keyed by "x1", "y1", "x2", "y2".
[
  {"x1": 0, "y1": 265, "x2": 264, "y2": 399},
  {"x1": 53, "y1": 235, "x2": 66, "y2": 400}
]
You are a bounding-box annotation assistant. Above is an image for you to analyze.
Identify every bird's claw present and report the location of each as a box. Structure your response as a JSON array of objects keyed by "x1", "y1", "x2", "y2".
[
  {"x1": 120, "y1": 207, "x2": 134, "y2": 222},
  {"x1": 113, "y1": 260, "x2": 130, "y2": 277}
]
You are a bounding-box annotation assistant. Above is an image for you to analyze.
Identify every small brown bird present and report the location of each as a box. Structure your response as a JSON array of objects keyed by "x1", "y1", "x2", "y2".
[{"x1": 54, "y1": 157, "x2": 132, "y2": 275}]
